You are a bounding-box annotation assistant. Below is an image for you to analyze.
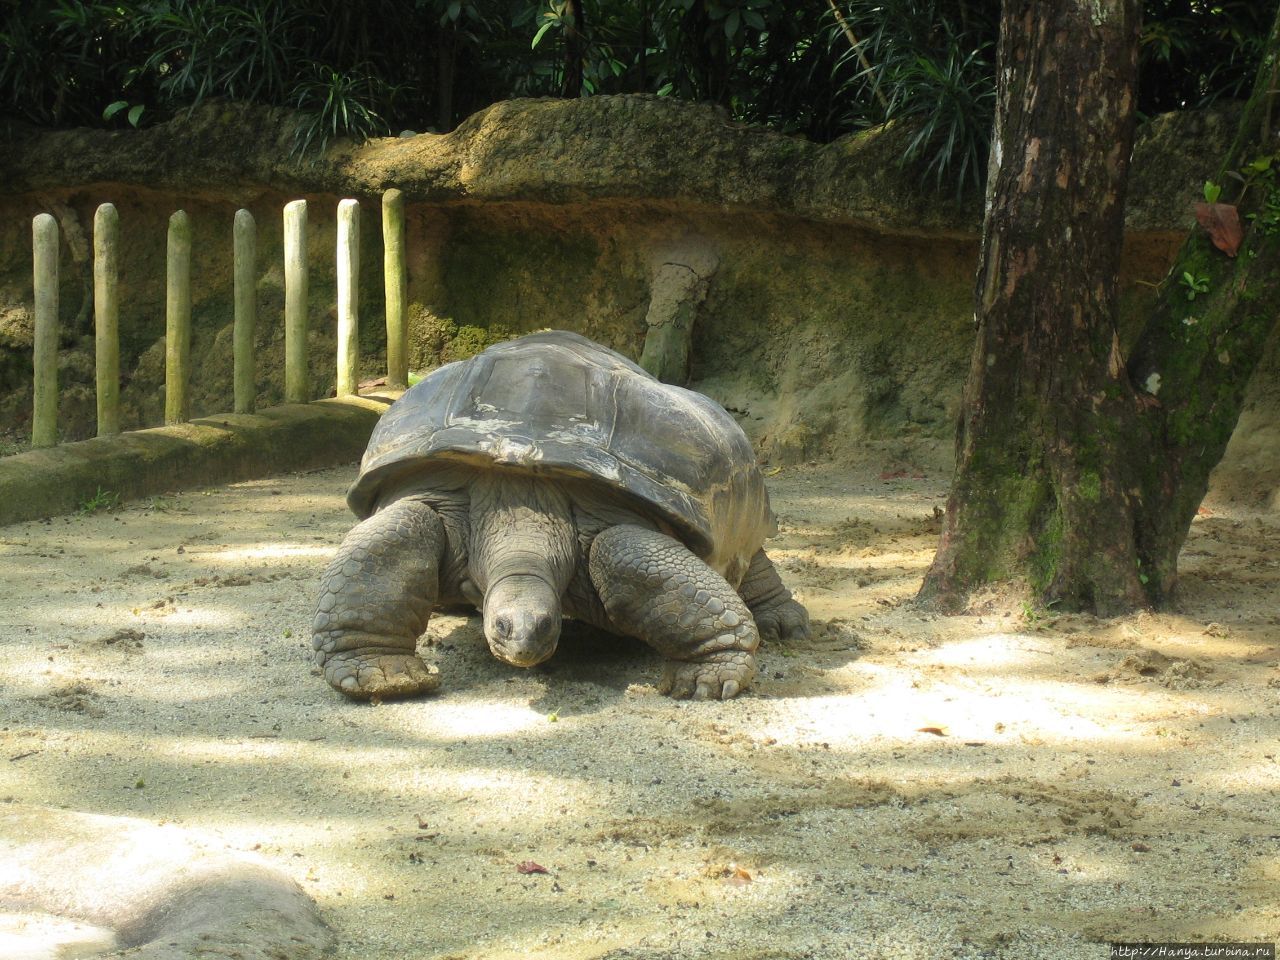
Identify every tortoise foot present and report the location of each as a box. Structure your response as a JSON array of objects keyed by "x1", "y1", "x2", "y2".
[
  {"x1": 659, "y1": 650, "x2": 756, "y2": 700},
  {"x1": 322, "y1": 651, "x2": 440, "y2": 701},
  {"x1": 753, "y1": 597, "x2": 810, "y2": 645}
]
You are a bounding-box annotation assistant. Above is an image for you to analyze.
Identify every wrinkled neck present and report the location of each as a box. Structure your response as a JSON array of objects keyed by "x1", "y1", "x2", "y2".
[{"x1": 469, "y1": 473, "x2": 576, "y2": 594}]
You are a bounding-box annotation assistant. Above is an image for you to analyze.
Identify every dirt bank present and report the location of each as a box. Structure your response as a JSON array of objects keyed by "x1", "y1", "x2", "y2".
[
  {"x1": 1, "y1": 461, "x2": 1276, "y2": 958},
  {"x1": 1, "y1": 97, "x2": 1250, "y2": 465}
]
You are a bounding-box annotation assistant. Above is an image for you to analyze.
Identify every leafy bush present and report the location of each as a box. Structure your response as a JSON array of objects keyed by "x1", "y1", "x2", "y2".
[
  {"x1": 291, "y1": 65, "x2": 396, "y2": 157},
  {"x1": 829, "y1": 0, "x2": 998, "y2": 197},
  {"x1": 0, "y1": 0, "x2": 1271, "y2": 184},
  {"x1": 0, "y1": 2, "x2": 147, "y2": 126},
  {"x1": 140, "y1": 0, "x2": 306, "y2": 107},
  {"x1": 1140, "y1": 0, "x2": 1272, "y2": 113}
]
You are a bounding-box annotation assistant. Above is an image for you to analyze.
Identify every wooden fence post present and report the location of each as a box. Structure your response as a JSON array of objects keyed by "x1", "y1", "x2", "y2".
[
  {"x1": 93, "y1": 203, "x2": 121, "y2": 436},
  {"x1": 31, "y1": 214, "x2": 59, "y2": 448},
  {"x1": 233, "y1": 209, "x2": 256, "y2": 414},
  {"x1": 382, "y1": 189, "x2": 408, "y2": 389},
  {"x1": 336, "y1": 199, "x2": 360, "y2": 397},
  {"x1": 283, "y1": 199, "x2": 309, "y2": 403},
  {"x1": 165, "y1": 210, "x2": 192, "y2": 425}
]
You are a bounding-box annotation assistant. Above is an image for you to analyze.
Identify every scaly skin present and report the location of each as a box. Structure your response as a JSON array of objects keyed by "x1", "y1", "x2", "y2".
[
  {"x1": 313, "y1": 496, "x2": 444, "y2": 700},
  {"x1": 589, "y1": 524, "x2": 758, "y2": 700},
  {"x1": 738, "y1": 548, "x2": 810, "y2": 644}
]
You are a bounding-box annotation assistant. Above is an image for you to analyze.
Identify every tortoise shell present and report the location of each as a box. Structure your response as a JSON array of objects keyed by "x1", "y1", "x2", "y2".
[{"x1": 347, "y1": 331, "x2": 775, "y2": 582}]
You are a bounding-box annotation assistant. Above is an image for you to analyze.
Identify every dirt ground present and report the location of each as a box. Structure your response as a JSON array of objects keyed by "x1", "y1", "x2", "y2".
[{"x1": 1, "y1": 460, "x2": 1278, "y2": 959}]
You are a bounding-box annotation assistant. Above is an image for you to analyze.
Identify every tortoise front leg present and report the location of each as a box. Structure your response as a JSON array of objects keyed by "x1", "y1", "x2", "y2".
[
  {"x1": 312, "y1": 496, "x2": 444, "y2": 700},
  {"x1": 589, "y1": 525, "x2": 758, "y2": 700},
  {"x1": 738, "y1": 548, "x2": 810, "y2": 644}
]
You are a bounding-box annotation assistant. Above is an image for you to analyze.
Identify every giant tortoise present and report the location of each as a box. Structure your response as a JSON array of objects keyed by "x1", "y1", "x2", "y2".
[{"x1": 312, "y1": 330, "x2": 808, "y2": 700}]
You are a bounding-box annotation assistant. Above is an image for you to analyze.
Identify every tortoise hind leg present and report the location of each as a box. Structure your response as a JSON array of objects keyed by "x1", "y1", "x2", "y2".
[
  {"x1": 589, "y1": 525, "x2": 757, "y2": 700},
  {"x1": 738, "y1": 548, "x2": 810, "y2": 644},
  {"x1": 312, "y1": 496, "x2": 445, "y2": 700}
]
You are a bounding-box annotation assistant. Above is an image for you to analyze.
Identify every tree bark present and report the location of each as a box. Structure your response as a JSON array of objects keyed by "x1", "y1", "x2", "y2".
[
  {"x1": 1124, "y1": 6, "x2": 1280, "y2": 597},
  {"x1": 920, "y1": 1, "x2": 1280, "y2": 614},
  {"x1": 639, "y1": 0, "x2": 648, "y2": 92},
  {"x1": 561, "y1": 0, "x2": 586, "y2": 98},
  {"x1": 436, "y1": 27, "x2": 457, "y2": 132}
]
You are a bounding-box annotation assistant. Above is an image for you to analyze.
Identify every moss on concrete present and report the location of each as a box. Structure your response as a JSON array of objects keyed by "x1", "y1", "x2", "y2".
[{"x1": 0, "y1": 394, "x2": 393, "y2": 527}]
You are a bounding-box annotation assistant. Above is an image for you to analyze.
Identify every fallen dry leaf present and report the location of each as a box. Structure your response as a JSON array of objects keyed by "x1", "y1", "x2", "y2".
[
  {"x1": 1193, "y1": 201, "x2": 1243, "y2": 257},
  {"x1": 516, "y1": 861, "x2": 549, "y2": 875},
  {"x1": 917, "y1": 726, "x2": 949, "y2": 737}
]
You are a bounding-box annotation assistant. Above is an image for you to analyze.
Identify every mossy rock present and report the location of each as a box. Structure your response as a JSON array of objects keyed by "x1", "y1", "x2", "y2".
[{"x1": 444, "y1": 323, "x2": 517, "y2": 362}]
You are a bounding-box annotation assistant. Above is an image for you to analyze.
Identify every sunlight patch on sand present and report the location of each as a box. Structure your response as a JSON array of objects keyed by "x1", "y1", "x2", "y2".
[
  {"x1": 0, "y1": 911, "x2": 118, "y2": 960},
  {"x1": 422, "y1": 701, "x2": 551, "y2": 739},
  {"x1": 210, "y1": 543, "x2": 335, "y2": 563}
]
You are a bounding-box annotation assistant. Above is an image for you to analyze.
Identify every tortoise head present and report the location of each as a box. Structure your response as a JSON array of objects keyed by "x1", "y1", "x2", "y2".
[
  {"x1": 468, "y1": 472, "x2": 575, "y2": 669},
  {"x1": 482, "y1": 574, "x2": 562, "y2": 667}
]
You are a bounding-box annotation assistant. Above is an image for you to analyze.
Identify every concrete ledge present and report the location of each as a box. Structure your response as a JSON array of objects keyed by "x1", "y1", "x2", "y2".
[{"x1": 0, "y1": 394, "x2": 396, "y2": 527}]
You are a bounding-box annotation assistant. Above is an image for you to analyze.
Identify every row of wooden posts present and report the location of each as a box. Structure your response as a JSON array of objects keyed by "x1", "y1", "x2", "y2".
[{"x1": 28, "y1": 189, "x2": 411, "y2": 449}]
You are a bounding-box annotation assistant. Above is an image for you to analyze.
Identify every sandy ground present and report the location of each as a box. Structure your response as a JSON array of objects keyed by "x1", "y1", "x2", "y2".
[{"x1": 1, "y1": 460, "x2": 1278, "y2": 959}]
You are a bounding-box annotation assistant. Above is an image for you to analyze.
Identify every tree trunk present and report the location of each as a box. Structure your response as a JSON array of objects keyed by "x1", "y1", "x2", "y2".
[
  {"x1": 920, "y1": 0, "x2": 1146, "y2": 613},
  {"x1": 639, "y1": 0, "x2": 649, "y2": 92},
  {"x1": 920, "y1": 1, "x2": 1280, "y2": 614},
  {"x1": 681, "y1": 0, "x2": 718, "y2": 102},
  {"x1": 1123, "y1": 6, "x2": 1280, "y2": 597},
  {"x1": 561, "y1": 0, "x2": 586, "y2": 98},
  {"x1": 436, "y1": 27, "x2": 457, "y2": 132}
]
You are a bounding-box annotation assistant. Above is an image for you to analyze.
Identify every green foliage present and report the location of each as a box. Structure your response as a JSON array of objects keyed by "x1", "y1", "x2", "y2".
[
  {"x1": 1233, "y1": 153, "x2": 1280, "y2": 234},
  {"x1": 1140, "y1": 0, "x2": 1271, "y2": 113},
  {"x1": 290, "y1": 65, "x2": 395, "y2": 157},
  {"x1": 104, "y1": 100, "x2": 145, "y2": 126},
  {"x1": 1179, "y1": 270, "x2": 1211, "y2": 300},
  {"x1": 829, "y1": 0, "x2": 998, "y2": 196},
  {"x1": 1020, "y1": 598, "x2": 1058, "y2": 625},
  {"x1": 1248, "y1": 188, "x2": 1280, "y2": 237},
  {"x1": 0, "y1": 2, "x2": 148, "y2": 126},
  {"x1": 139, "y1": 0, "x2": 305, "y2": 107},
  {"x1": 531, "y1": 2, "x2": 574, "y2": 50},
  {"x1": 1243, "y1": 154, "x2": 1273, "y2": 178},
  {"x1": 0, "y1": 0, "x2": 1271, "y2": 179},
  {"x1": 1203, "y1": 180, "x2": 1222, "y2": 204},
  {"x1": 0, "y1": 434, "x2": 27, "y2": 457},
  {"x1": 78, "y1": 486, "x2": 119, "y2": 515}
]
